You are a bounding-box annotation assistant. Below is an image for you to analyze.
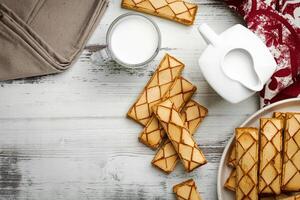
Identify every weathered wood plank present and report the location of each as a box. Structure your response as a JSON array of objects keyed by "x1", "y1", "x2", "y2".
[{"x1": 0, "y1": 0, "x2": 255, "y2": 199}]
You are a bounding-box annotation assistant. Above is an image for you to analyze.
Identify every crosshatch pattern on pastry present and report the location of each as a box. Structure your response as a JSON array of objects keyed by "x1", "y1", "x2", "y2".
[
  {"x1": 127, "y1": 54, "x2": 184, "y2": 125},
  {"x1": 282, "y1": 113, "x2": 300, "y2": 192},
  {"x1": 235, "y1": 128, "x2": 259, "y2": 200},
  {"x1": 258, "y1": 118, "x2": 283, "y2": 195},
  {"x1": 152, "y1": 100, "x2": 208, "y2": 173},
  {"x1": 153, "y1": 99, "x2": 207, "y2": 172},
  {"x1": 122, "y1": 0, "x2": 198, "y2": 25},
  {"x1": 139, "y1": 77, "x2": 196, "y2": 149},
  {"x1": 173, "y1": 179, "x2": 202, "y2": 200}
]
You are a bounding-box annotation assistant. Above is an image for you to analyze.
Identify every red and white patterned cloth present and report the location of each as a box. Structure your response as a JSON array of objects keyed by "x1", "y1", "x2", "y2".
[{"x1": 224, "y1": 0, "x2": 300, "y2": 107}]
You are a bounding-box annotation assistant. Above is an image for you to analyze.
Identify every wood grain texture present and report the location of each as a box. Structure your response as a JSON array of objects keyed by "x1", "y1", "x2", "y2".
[{"x1": 0, "y1": 0, "x2": 257, "y2": 199}]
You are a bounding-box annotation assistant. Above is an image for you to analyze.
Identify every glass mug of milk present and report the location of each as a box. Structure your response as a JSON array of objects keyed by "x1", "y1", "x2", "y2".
[{"x1": 99, "y1": 13, "x2": 161, "y2": 68}]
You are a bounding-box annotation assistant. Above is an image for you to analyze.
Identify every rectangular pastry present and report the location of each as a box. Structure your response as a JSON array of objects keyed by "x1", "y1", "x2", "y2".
[
  {"x1": 259, "y1": 118, "x2": 283, "y2": 195},
  {"x1": 151, "y1": 100, "x2": 208, "y2": 173},
  {"x1": 227, "y1": 112, "x2": 285, "y2": 168},
  {"x1": 153, "y1": 99, "x2": 207, "y2": 172},
  {"x1": 121, "y1": 0, "x2": 198, "y2": 26},
  {"x1": 224, "y1": 169, "x2": 236, "y2": 192},
  {"x1": 282, "y1": 113, "x2": 300, "y2": 192},
  {"x1": 127, "y1": 54, "x2": 184, "y2": 125},
  {"x1": 235, "y1": 127, "x2": 259, "y2": 200},
  {"x1": 139, "y1": 77, "x2": 196, "y2": 149},
  {"x1": 173, "y1": 179, "x2": 202, "y2": 200}
]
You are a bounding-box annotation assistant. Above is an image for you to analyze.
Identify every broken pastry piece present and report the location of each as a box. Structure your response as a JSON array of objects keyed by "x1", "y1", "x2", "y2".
[
  {"x1": 282, "y1": 113, "x2": 300, "y2": 192},
  {"x1": 224, "y1": 169, "x2": 236, "y2": 192},
  {"x1": 173, "y1": 179, "x2": 202, "y2": 200},
  {"x1": 259, "y1": 118, "x2": 283, "y2": 195},
  {"x1": 235, "y1": 127, "x2": 259, "y2": 200},
  {"x1": 153, "y1": 99, "x2": 207, "y2": 172},
  {"x1": 121, "y1": 0, "x2": 198, "y2": 26},
  {"x1": 227, "y1": 144, "x2": 236, "y2": 168},
  {"x1": 139, "y1": 77, "x2": 196, "y2": 149},
  {"x1": 152, "y1": 100, "x2": 208, "y2": 173},
  {"x1": 127, "y1": 54, "x2": 184, "y2": 125}
]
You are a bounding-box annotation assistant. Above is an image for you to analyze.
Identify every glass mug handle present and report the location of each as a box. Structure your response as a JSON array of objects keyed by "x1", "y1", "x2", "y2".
[
  {"x1": 88, "y1": 44, "x2": 112, "y2": 65},
  {"x1": 97, "y1": 45, "x2": 111, "y2": 62}
]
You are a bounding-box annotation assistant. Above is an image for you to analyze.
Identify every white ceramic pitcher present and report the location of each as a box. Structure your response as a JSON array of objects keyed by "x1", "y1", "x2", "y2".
[{"x1": 198, "y1": 23, "x2": 277, "y2": 103}]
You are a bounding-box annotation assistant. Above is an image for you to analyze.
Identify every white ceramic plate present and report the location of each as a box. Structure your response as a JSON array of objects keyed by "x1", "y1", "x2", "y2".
[{"x1": 217, "y1": 98, "x2": 300, "y2": 200}]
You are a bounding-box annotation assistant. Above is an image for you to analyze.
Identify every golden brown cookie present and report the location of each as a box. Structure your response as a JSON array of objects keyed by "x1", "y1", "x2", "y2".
[
  {"x1": 121, "y1": 0, "x2": 198, "y2": 26},
  {"x1": 224, "y1": 169, "x2": 236, "y2": 192},
  {"x1": 282, "y1": 113, "x2": 300, "y2": 192},
  {"x1": 139, "y1": 77, "x2": 196, "y2": 149},
  {"x1": 153, "y1": 99, "x2": 207, "y2": 172},
  {"x1": 173, "y1": 179, "x2": 202, "y2": 200},
  {"x1": 259, "y1": 118, "x2": 284, "y2": 195},
  {"x1": 151, "y1": 100, "x2": 207, "y2": 173},
  {"x1": 235, "y1": 127, "x2": 259, "y2": 200},
  {"x1": 127, "y1": 54, "x2": 184, "y2": 125},
  {"x1": 226, "y1": 112, "x2": 286, "y2": 170}
]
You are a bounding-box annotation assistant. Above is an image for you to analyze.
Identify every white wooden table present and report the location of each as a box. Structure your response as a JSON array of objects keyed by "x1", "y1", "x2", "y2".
[{"x1": 0, "y1": 1, "x2": 259, "y2": 199}]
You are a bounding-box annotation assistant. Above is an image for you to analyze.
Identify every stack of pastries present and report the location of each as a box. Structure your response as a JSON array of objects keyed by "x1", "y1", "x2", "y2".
[
  {"x1": 127, "y1": 54, "x2": 208, "y2": 199},
  {"x1": 224, "y1": 112, "x2": 300, "y2": 200}
]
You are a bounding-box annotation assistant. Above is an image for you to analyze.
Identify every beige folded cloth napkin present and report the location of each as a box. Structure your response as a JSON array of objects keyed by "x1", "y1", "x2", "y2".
[{"x1": 0, "y1": 0, "x2": 108, "y2": 80}]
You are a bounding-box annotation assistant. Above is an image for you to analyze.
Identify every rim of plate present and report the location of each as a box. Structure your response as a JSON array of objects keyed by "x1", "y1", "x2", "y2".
[{"x1": 217, "y1": 97, "x2": 300, "y2": 200}]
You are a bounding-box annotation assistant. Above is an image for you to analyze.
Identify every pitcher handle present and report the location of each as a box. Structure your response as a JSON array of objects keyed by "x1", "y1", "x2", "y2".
[{"x1": 198, "y1": 23, "x2": 220, "y2": 47}]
